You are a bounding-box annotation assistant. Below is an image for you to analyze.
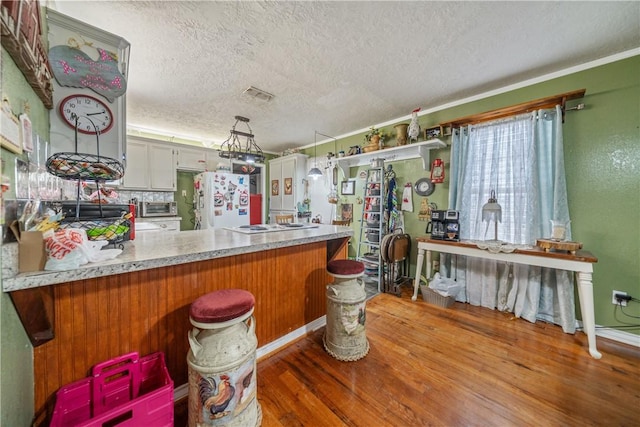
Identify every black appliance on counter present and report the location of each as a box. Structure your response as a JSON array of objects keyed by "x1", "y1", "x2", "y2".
[
  {"x1": 53, "y1": 201, "x2": 134, "y2": 243},
  {"x1": 426, "y1": 210, "x2": 446, "y2": 239},
  {"x1": 444, "y1": 209, "x2": 460, "y2": 241},
  {"x1": 426, "y1": 209, "x2": 460, "y2": 241}
]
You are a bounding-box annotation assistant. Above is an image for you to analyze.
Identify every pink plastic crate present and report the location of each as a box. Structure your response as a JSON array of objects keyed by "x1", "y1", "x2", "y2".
[{"x1": 50, "y1": 352, "x2": 174, "y2": 427}]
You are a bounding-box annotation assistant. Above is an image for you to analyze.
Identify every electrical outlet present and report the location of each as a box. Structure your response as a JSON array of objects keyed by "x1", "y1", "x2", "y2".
[
  {"x1": 181, "y1": 190, "x2": 187, "y2": 197},
  {"x1": 612, "y1": 290, "x2": 628, "y2": 307}
]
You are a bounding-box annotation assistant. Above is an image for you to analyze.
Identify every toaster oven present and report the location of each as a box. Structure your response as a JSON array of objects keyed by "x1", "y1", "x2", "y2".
[{"x1": 138, "y1": 201, "x2": 177, "y2": 217}]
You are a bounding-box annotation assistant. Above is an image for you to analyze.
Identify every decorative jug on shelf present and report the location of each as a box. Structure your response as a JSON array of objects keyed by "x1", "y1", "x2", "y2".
[{"x1": 394, "y1": 123, "x2": 409, "y2": 146}]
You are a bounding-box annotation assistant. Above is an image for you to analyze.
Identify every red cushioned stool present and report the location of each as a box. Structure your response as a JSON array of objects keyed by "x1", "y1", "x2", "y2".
[
  {"x1": 327, "y1": 259, "x2": 365, "y2": 278},
  {"x1": 323, "y1": 260, "x2": 370, "y2": 361},
  {"x1": 189, "y1": 289, "x2": 255, "y2": 329},
  {"x1": 187, "y1": 289, "x2": 261, "y2": 426}
]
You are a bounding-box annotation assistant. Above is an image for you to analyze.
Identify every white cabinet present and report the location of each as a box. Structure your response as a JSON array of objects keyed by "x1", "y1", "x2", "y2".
[
  {"x1": 136, "y1": 218, "x2": 180, "y2": 232},
  {"x1": 149, "y1": 144, "x2": 176, "y2": 190},
  {"x1": 268, "y1": 153, "x2": 307, "y2": 222},
  {"x1": 122, "y1": 137, "x2": 176, "y2": 190},
  {"x1": 205, "y1": 151, "x2": 222, "y2": 171},
  {"x1": 122, "y1": 140, "x2": 149, "y2": 189},
  {"x1": 177, "y1": 147, "x2": 208, "y2": 171}
]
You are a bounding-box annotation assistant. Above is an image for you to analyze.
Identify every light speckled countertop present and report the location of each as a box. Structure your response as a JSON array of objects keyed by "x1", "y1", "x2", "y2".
[{"x1": 2, "y1": 225, "x2": 352, "y2": 292}]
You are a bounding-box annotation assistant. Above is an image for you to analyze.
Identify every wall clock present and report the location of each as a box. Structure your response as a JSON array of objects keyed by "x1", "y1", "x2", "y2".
[
  {"x1": 414, "y1": 177, "x2": 435, "y2": 196},
  {"x1": 47, "y1": 9, "x2": 130, "y2": 164},
  {"x1": 59, "y1": 94, "x2": 114, "y2": 134}
]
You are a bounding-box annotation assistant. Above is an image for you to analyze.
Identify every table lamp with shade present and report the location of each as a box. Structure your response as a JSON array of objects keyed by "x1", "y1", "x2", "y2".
[{"x1": 482, "y1": 189, "x2": 502, "y2": 241}]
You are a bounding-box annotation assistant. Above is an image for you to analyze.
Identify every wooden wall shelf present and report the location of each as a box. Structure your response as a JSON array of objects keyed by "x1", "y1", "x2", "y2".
[{"x1": 333, "y1": 139, "x2": 446, "y2": 175}]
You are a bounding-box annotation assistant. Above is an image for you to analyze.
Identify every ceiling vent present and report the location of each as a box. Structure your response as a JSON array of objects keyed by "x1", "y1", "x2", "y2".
[{"x1": 243, "y1": 86, "x2": 274, "y2": 102}]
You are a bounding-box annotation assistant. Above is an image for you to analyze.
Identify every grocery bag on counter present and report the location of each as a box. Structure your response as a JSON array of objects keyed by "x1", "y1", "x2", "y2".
[{"x1": 44, "y1": 228, "x2": 122, "y2": 271}]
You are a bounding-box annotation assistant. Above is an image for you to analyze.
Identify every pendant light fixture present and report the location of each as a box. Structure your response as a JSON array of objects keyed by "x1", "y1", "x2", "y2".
[
  {"x1": 218, "y1": 116, "x2": 265, "y2": 164},
  {"x1": 307, "y1": 131, "x2": 324, "y2": 179},
  {"x1": 308, "y1": 131, "x2": 338, "y2": 180}
]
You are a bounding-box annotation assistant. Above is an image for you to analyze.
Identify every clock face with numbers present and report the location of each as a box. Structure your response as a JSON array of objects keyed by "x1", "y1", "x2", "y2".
[
  {"x1": 414, "y1": 177, "x2": 435, "y2": 196},
  {"x1": 58, "y1": 94, "x2": 114, "y2": 135}
]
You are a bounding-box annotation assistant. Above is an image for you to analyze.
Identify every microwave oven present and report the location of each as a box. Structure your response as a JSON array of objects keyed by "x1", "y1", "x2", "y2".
[{"x1": 139, "y1": 201, "x2": 177, "y2": 217}]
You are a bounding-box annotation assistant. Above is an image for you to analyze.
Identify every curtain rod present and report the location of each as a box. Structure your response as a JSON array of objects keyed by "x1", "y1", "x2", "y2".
[{"x1": 441, "y1": 88, "x2": 586, "y2": 129}]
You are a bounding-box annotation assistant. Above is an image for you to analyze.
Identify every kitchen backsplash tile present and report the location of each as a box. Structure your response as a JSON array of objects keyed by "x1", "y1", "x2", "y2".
[{"x1": 117, "y1": 190, "x2": 174, "y2": 203}]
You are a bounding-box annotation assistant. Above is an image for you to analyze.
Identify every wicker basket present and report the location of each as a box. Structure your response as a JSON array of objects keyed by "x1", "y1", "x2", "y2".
[
  {"x1": 59, "y1": 216, "x2": 131, "y2": 244},
  {"x1": 420, "y1": 285, "x2": 455, "y2": 308}
]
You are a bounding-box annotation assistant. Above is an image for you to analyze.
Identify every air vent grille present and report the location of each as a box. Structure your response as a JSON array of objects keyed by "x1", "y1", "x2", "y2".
[{"x1": 243, "y1": 86, "x2": 274, "y2": 102}]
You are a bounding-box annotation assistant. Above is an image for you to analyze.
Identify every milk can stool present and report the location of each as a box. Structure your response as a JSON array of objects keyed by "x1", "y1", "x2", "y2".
[
  {"x1": 187, "y1": 289, "x2": 262, "y2": 427},
  {"x1": 323, "y1": 259, "x2": 370, "y2": 361}
]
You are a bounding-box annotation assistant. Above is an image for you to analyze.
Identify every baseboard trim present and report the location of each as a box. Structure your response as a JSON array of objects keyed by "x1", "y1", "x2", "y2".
[
  {"x1": 595, "y1": 327, "x2": 640, "y2": 347},
  {"x1": 174, "y1": 383, "x2": 189, "y2": 402},
  {"x1": 173, "y1": 315, "x2": 328, "y2": 402}
]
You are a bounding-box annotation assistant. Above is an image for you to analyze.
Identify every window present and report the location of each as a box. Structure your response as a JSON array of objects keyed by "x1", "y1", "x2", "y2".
[
  {"x1": 453, "y1": 113, "x2": 537, "y2": 244},
  {"x1": 447, "y1": 106, "x2": 576, "y2": 333}
]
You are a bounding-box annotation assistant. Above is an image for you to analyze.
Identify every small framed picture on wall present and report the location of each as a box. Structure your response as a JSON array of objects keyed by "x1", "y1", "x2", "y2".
[
  {"x1": 341, "y1": 180, "x2": 355, "y2": 195},
  {"x1": 284, "y1": 177, "x2": 293, "y2": 195},
  {"x1": 425, "y1": 126, "x2": 442, "y2": 140}
]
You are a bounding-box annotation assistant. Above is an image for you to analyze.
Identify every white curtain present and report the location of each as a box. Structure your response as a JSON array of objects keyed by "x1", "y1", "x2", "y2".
[{"x1": 444, "y1": 106, "x2": 576, "y2": 333}]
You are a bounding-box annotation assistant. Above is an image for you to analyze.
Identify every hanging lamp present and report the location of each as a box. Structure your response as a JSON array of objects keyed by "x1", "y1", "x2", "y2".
[
  {"x1": 218, "y1": 116, "x2": 265, "y2": 164},
  {"x1": 308, "y1": 131, "x2": 323, "y2": 179}
]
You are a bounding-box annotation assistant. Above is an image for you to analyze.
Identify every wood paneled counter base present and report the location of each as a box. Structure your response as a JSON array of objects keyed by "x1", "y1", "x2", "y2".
[
  {"x1": 2, "y1": 226, "x2": 350, "y2": 421},
  {"x1": 412, "y1": 238, "x2": 600, "y2": 359}
]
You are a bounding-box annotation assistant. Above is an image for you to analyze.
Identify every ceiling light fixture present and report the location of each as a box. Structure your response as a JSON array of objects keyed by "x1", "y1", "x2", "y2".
[{"x1": 218, "y1": 116, "x2": 265, "y2": 164}]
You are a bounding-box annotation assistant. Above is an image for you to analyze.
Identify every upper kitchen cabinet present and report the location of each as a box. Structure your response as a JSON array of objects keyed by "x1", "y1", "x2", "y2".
[
  {"x1": 205, "y1": 150, "x2": 222, "y2": 171},
  {"x1": 149, "y1": 144, "x2": 176, "y2": 190},
  {"x1": 121, "y1": 139, "x2": 148, "y2": 189},
  {"x1": 269, "y1": 153, "x2": 308, "y2": 212},
  {"x1": 47, "y1": 9, "x2": 130, "y2": 165},
  {"x1": 121, "y1": 137, "x2": 176, "y2": 191},
  {"x1": 176, "y1": 146, "x2": 207, "y2": 171}
]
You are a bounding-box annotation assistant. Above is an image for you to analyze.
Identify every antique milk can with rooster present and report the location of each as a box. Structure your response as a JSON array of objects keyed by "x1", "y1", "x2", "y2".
[
  {"x1": 187, "y1": 289, "x2": 261, "y2": 426},
  {"x1": 323, "y1": 260, "x2": 370, "y2": 361}
]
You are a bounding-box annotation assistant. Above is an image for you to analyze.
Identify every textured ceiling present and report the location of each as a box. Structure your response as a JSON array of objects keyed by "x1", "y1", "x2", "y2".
[{"x1": 51, "y1": 1, "x2": 640, "y2": 153}]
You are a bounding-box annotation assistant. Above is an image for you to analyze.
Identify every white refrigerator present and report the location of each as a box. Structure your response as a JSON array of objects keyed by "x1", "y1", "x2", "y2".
[{"x1": 194, "y1": 172, "x2": 251, "y2": 229}]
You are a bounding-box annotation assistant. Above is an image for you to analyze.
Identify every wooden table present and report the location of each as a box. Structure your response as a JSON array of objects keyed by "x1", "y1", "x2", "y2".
[{"x1": 412, "y1": 238, "x2": 600, "y2": 359}]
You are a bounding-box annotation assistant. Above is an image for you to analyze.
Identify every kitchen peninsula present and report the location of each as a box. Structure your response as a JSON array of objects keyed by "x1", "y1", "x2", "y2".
[{"x1": 2, "y1": 225, "x2": 351, "y2": 417}]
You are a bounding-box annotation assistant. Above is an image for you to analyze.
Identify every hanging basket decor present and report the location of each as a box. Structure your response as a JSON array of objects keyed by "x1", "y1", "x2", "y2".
[{"x1": 46, "y1": 152, "x2": 124, "y2": 181}]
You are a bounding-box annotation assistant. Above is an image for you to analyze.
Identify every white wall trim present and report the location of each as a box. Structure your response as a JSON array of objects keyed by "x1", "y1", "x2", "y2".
[
  {"x1": 256, "y1": 315, "x2": 327, "y2": 359},
  {"x1": 595, "y1": 327, "x2": 640, "y2": 348}
]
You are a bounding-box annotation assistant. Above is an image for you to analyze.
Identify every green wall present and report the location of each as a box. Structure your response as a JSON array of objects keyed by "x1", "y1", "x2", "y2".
[
  {"x1": 0, "y1": 46, "x2": 51, "y2": 425},
  {"x1": 176, "y1": 170, "x2": 198, "y2": 230},
  {"x1": 305, "y1": 55, "x2": 640, "y2": 334}
]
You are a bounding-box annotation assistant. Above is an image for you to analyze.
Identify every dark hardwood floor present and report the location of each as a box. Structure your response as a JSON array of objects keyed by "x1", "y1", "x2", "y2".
[{"x1": 177, "y1": 289, "x2": 640, "y2": 426}]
